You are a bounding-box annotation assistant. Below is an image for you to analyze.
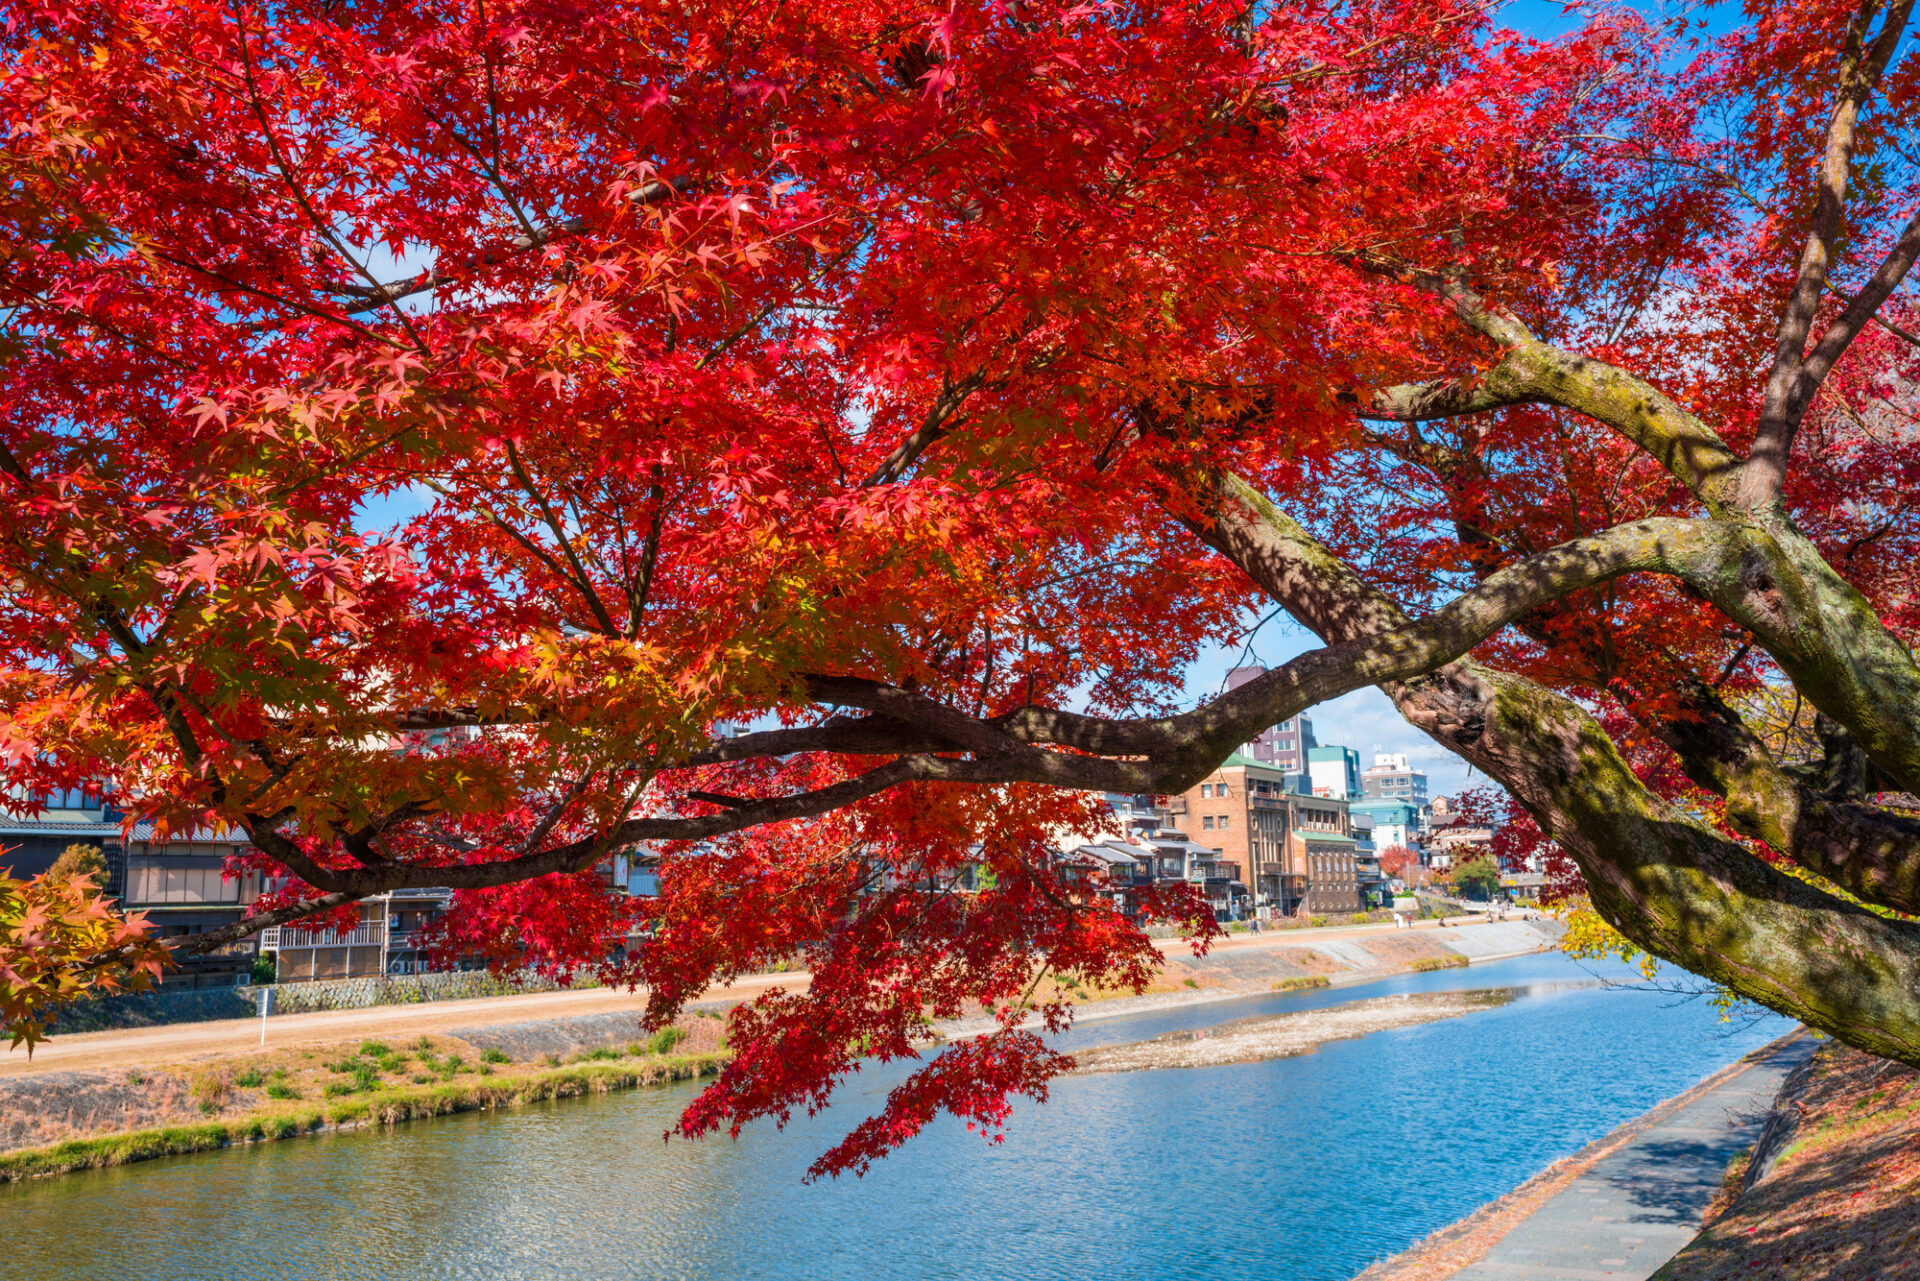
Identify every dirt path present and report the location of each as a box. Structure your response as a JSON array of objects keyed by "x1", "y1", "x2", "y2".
[
  {"x1": 0, "y1": 971, "x2": 807, "y2": 1078},
  {"x1": 1163, "y1": 910, "x2": 1508, "y2": 955},
  {"x1": 4, "y1": 910, "x2": 1520, "y2": 1080}
]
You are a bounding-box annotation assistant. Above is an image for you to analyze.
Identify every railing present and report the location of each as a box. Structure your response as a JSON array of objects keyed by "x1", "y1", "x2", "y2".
[{"x1": 259, "y1": 919, "x2": 388, "y2": 950}]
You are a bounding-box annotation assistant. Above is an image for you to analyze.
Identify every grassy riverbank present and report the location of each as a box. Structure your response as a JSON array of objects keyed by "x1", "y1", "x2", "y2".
[
  {"x1": 0, "y1": 1051, "x2": 728, "y2": 1183},
  {"x1": 0, "y1": 1012, "x2": 732, "y2": 1185}
]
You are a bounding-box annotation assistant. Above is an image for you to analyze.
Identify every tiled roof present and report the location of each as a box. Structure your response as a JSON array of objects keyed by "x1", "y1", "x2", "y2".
[
  {"x1": 1068, "y1": 843, "x2": 1139, "y2": 866},
  {"x1": 0, "y1": 819, "x2": 124, "y2": 837}
]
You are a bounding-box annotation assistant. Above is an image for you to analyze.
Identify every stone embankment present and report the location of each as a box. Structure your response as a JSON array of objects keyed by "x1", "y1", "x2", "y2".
[
  {"x1": 1355, "y1": 1032, "x2": 1816, "y2": 1281},
  {"x1": 1159, "y1": 916, "x2": 1558, "y2": 991}
]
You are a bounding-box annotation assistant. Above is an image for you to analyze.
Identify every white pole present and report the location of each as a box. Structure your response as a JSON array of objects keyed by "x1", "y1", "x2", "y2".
[{"x1": 258, "y1": 985, "x2": 273, "y2": 1046}]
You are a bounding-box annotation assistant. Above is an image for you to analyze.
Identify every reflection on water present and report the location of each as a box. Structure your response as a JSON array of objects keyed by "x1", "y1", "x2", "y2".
[{"x1": 0, "y1": 954, "x2": 1791, "y2": 1281}]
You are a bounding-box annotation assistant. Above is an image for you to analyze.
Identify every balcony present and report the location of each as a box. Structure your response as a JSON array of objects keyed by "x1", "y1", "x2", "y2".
[{"x1": 259, "y1": 918, "x2": 388, "y2": 950}]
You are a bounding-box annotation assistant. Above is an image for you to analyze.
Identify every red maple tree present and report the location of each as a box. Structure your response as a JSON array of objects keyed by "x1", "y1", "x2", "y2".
[
  {"x1": 3, "y1": 0, "x2": 1919, "y2": 1170},
  {"x1": 1377, "y1": 845, "x2": 1422, "y2": 884}
]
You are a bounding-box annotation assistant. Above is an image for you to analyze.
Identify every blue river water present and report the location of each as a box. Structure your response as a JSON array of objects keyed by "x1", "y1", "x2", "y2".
[{"x1": 0, "y1": 952, "x2": 1792, "y2": 1281}]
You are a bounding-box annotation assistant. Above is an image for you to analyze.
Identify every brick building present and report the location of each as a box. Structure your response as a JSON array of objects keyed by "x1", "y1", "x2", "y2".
[{"x1": 1168, "y1": 752, "x2": 1361, "y2": 917}]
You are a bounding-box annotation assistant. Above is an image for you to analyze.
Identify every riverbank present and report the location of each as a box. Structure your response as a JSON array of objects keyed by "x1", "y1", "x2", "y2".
[
  {"x1": 945, "y1": 915, "x2": 1562, "y2": 1035},
  {"x1": 8, "y1": 914, "x2": 1558, "y2": 1080},
  {"x1": 0, "y1": 915, "x2": 1561, "y2": 1186},
  {"x1": 1071, "y1": 990, "x2": 1513, "y2": 1074},
  {"x1": 0, "y1": 1015, "x2": 729, "y2": 1183},
  {"x1": 1355, "y1": 1030, "x2": 1814, "y2": 1281},
  {"x1": 1650, "y1": 1040, "x2": 1920, "y2": 1280}
]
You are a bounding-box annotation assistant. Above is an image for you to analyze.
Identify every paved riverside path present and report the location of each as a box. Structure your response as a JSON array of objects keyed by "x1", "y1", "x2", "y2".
[{"x1": 1445, "y1": 1032, "x2": 1815, "y2": 1281}]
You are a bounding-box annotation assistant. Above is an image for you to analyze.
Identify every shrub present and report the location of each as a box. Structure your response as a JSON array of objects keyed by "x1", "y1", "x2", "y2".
[
  {"x1": 1271, "y1": 976, "x2": 1331, "y2": 993},
  {"x1": 646, "y1": 1027, "x2": 689, "y2": 1056},
  {"x1": 374, "y1": 1053, "x2": 407, "y2": 1073},
  {"x1": 1410, "y1": 955, "x2": 1470, "y2": 972},
  {"x1": 1351, "y1": 913, "x2": 1371, "y2": 924},
  {"x1": 47, "y1": 843, "x2": 107, "y2": 884},
  {"x1": 358, "y1": 1040, "x2": 392, "y2": 1058},
  {"x1": 413, "y1": 1036, "x2": 434, "y2": 1052},
  {"x1": 439, "y1": 1055, "x2": 465, "y2": 1078},
  {"x1": 1181, "y1": 978, "x2": 1198, "y2": 989},
  {"x1": 233, "y1": 1068, "x2": 264, "y2": 1088},
  {"x1": 410, "y1": 1073, "x2": 435, "y2": 1085},
  {"x1": 583, "y1": 1046, "x2": 621, "y2": 1061},
  {"x1": 1311, "y1": 915, "x2": 1329, "y2": 928},
  {"x1": 249, "y1": 955, "x2": 277, "y2": 986},
  {"x1": 188, "y1": 1071, "x2": 229, "y2": 1111},
  {"x1": 126, "y1": 1070, "x2": 144, "y2": 1086},
  {"x1": 322, "y1": 1081, "x2": 356, "y2": 1098},
  {"x1": 479, "y1": 1048, "x2": 510, "y2": 1064},
  {"x1": 265, "y1": 1083, "x2": 300, "y2": 1100},
  {"x1": 543, "y1": 1053, "x2": 561, "y2": 1067}
]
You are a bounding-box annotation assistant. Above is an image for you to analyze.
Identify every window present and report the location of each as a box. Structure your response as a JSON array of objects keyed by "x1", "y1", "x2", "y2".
[
  {"x1": 125, "y1": 858, "x2": 260, "y2": 906},
  {"x1": 1200, "y1": 784, "x2": 1212, "y2": 797},
  {"x1": 1202, "y1": 816, "x2": 1215, "y2": 830}
]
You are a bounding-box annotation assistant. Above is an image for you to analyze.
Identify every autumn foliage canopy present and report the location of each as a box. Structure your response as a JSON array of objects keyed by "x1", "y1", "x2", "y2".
[{"x1": 3, "y1": 0, "x2": 1919, "y2": 1172}]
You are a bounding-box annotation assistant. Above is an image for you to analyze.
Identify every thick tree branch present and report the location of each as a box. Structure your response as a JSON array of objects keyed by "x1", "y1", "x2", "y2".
[
  {"x1": 1639, "y1": 679, "x2": 1920, "y2": 915},
  {"x1": 1359, "y1": 279, "x2": 1745, "y2": 512},
  {"x1": 150, "y1": 891, "x2": 364, "y2": 962},
  {"x1": 1744, "y1": 0, "x2": 1916, "y2": 505},
  {"x1": 1184, "y1": 468, "x2": 1920, "y2": 1067},
  {"x1": 862, "y1": 374, "x2": 984, "y2": 486}
]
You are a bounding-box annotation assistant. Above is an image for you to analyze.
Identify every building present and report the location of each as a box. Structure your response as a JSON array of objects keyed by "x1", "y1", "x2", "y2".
[
  {"x1": 1347, "y1": 811, "x2": 1390, "y2": 908},
  {"x1": 1361, "y1": 753, "x2": 1429, "y2": 808},
  {"x1": 1168, "y1": 752, "x2": 1360, "y2": 917},
  {"x1": 1307, "y1": 746, "x2": 1362, "y2": 800},
  {"x1": 0, "y1": 789, "x2": 265, "y2": 986},
  {"x1": 1287, "y1": 793, "x2": 1361, "y2": 915},
  {"x1": 1167, "y1": 752, "x2": 1294, "y2": 914},
  {"x1": 1348, "y1": 797, "x2": 1422, "y2": 856},
  {"x1": 1427, "y1": 814, "x2": 1495, "y2": 871},
  {"x1": 1224, "y1": 666, "x2": 1317, "y2": 772}
]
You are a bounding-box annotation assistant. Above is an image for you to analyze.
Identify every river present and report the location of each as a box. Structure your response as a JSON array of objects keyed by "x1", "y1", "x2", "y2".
[{"x1": 1, "y1": 953, "x2": 1793, "y2": 1281}]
